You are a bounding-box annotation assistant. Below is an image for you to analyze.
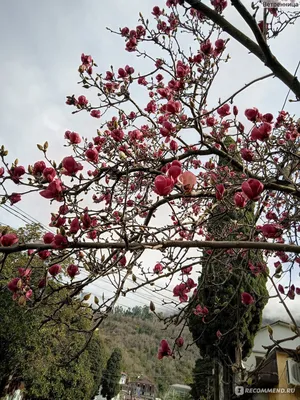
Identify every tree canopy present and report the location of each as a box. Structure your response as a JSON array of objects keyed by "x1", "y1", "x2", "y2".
[
  {"x1": 0, "y1": 1, "x2": 300, "y2": 397},
  {"x1": 0, "y1": 225, "x2": 107, "y2": 400}
]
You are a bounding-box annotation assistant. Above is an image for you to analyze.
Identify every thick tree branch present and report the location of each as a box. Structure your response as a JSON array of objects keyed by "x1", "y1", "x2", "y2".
[
  {"x1": 185, "y1": 0, "x2": 300, "y2": 99},
  {"x1": 1, "y1": 240, "x2": 300, "y2": 253}
]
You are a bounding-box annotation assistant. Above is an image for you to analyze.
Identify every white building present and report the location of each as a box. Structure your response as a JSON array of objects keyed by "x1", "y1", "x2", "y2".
[{"x1": 244, "y1": 320, "x2": 300, "y2": 371}]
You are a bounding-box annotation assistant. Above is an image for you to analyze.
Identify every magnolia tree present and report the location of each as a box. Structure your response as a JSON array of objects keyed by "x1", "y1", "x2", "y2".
[{"x1": 0, "y1": 0, "x2": 300, "y2": 378}]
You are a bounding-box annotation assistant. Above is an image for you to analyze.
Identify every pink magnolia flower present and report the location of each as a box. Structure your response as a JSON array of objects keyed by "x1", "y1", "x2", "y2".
[
  {"x1": 90, "y1": 110, "x2": 101, "y2": 118},
  {"x1": 65, "y1": 131, "x2": 81, "y2": 144},
  {"x1": 215, "y1": 184, "x2": 225, "y2": 201},
  {"x1": 233, "y1": 105, "x2": 238, "y2": 116},
  {"x1": 145, "y1": 100, "x2": 157, "y2": 113},
  {"x1": 81, "y1": 53, "x2": 92, "y2": 66},
  {"x1": 241, "y1": 292, "x2": 254, "y2": 305},
  {"x1": 18, "y1": 268, "x2": 32, "y2": 278},
  {"x1": 85, "y1": 148, "x2": 99, "y2": 163},
  {"x1": 77, "y1": 95, "x2": 88, "y2": 106},
  {"x1": 215, "y1": 38, "x2": 225, "y2": 52},
  {"x1": 59, "y1": 204, "x2": 69, "y2": 215},
  {"x1": 0, "y1": 233, "x2": 18, "y2": 247},
  {"x1": 9, "y1": 166, "x2": 26, "y2": 183},
  {"x1": 249, "y1": 262, "x2": 266, "y2": 276},
  {"x1": 241, "y1": 179, "x2": 264, "y2": 201},
  {"x1": 217, "y1": 104, "x2": 230, "y2": 118},
  {"x1": 170, "y1": 140, "x2": 178, "y2": 151},
  {"x1": 43, "y1": 232, "x2": 55, "y2": 244},
  {"x1": 175, "y1": 337, "x2": 184, "y2": 347},
  {"x1": 69, "y1": 217, "x2": 80, "y2": 234},
  {"x1": 7, "y1": 277, "x2": 21, "y2": 292},
  {"x1": 278, "y1": 284, "x2": 285, "y2": 294},
  {"x1": 251, "y1": 122, "x2": 272, "y2": 141},
  {"x1": 211, "y1": 0, "x2": 227, "y2": 12},
  {"x1": 67, "y1": 264, "x2": 79, "y2": 278},
  {"x1": 241, "y1": 148, "x2": 254, "y2": 162},
  {"x1": 181, "y1": 266, "x2": 193, "y2": 275},
  {"x1": 25, "y1": 289, "x2": 33, "y2": 299},
  {"x1": 200, "y1": 40, "x2": 213, "y2": 55},
  {"x1": 154, "y1": 175, "x2": 174, "y2": 196},
  {"x1": 48, "y1": 264, "x2": 62, "y2": 277},
  {"x1": 119, "y1": 256, "x2": 127, "y2": 267},
  {"x1": 287, "y1": 287, "x2": 295, "y2": 300},
  {"x1": 234, "y1": 192, "x2": 248, "y2": 208},
  {"x1": 0, "y1": 167, "x2": 4, "y2": 177},
  {"x1": 173, "y1": 283, "x2": 189, "y2": 302},
  {"x1": 167, "y1": 161, "x2": 182, "y2": 182},
  {"x1": 263, "y1": 113, "x2": 273, "y2": 122},
  {"x1": 194, "y1": 305, "x2": 209, "y2": 317},
  {"x1": 52, "y1": 234, "x2": 68, "y2": 249},
  {"x1": 153, "y1": 263, "x2": 163, "y2": 274},
  {"x1": 40, "y1": 179, "x2": 64, "y2": 201},
  {"x1": 260, "y1": 224, "x2": 283, "y2": 239},
  {"x1": 166, "y1": 100, "x2": 182, "y2": 114},
  {"x1": 152, "y1": 6, "x2": 162, "y2": 16},
  {"x1": 38, "y1": 250, "x2": 51, "y2": 260},
  {"x1": 111, "y1": 129, "x2": 124, "y2": 142},
  {"x1": 9, "y1": 193, "x2": 21, "y2": 205},
  {"x1": 43, "y1": 167, "x2": 56, "y2": 182},
  {"x1": 157, "y1": 339, "x2": 172, "y2": 359},
  {"x1": 176, "y1": 60, "x2": 190, "y2": 78},
  {"x1": 245, "y1": 107, "x2": 259, "y2": 122},
  {"x1": 62, "y1": 156, "x2": 83, "y2": 176},
  {"x1": 32, "y1": 161, "x2": 46, "y2": 175},
  {"x1": 216, "y1": 330, "x2": 222, "y2": 339},
  {"x1": 178, "y1": 171, "x2": 197, "y2": 193},
  {"x1": 186, "y1": 278, "x2": 197, "y2": 290}
]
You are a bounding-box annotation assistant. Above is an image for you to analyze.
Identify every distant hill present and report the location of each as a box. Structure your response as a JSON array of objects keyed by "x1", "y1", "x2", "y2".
[
  {"x1": 98, "y1": 306, "x2": 296, "y2": 397},
  {"x1": 99, "y1": 306, "x2": 198, "y2": 396}
]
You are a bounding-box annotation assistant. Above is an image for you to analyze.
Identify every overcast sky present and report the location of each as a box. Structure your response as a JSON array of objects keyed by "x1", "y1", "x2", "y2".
[{"x1": 0, "y1": 0, "x2": 299, "y2": 321}]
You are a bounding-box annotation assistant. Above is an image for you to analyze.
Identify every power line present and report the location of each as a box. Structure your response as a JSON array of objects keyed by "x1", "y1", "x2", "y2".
[
  {"x1": 1, "y1": 204, "x2": 33, "y2": 225},
  {"x1": 281, "y1": 59, "x2": 300, "y2": 111},
  {"x1": 13, "y1": 204, "x2": 54, "y2": 233},
  {"x1": 0, "y1": 205, "x2": 176, "y2": 308}
]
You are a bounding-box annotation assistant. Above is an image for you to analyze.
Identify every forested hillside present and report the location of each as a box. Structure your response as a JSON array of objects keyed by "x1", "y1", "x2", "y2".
[{"x1": 99, "y1": 306, "x2": 198, "y2": 395}]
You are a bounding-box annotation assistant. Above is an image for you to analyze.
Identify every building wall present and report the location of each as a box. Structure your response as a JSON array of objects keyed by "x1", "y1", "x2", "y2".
[
  {"x1": 244, "y1": 324, "x2": 300, "y2": 371},
  {"x1": 268, "y1": 352, "x2": 300, "y2": 400}
]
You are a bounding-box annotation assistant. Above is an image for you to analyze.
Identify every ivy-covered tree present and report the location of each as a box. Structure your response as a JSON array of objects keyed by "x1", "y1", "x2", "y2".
[
  {"x1": 101, "y1": 348, "x2": 122, "y2": 400},
  {"x1": 188, "y1": 138, "x2": 269, "y2": 396}
]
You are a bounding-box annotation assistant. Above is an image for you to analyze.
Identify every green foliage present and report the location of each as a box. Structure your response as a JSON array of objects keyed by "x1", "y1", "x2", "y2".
[
  {"x1": 100, "y1": 308, "x2": 197, "y2": 397},
  {"x1": 0, "y1": 224, "x2": 107, "y2": 400},
  {"x1": 190, "y1": 358, "x2": 214, "y2": 400},
  {"x1": 101, "y1": 348, "x2": 122, "y2": 400},
  {"x1": 188, "y1": 144, "x2": 268, "y2": 392}
]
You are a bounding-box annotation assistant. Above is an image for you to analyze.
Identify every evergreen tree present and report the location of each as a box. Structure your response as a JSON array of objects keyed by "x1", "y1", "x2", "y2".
[
  {"x1": 101, "y1": 348, "x2": 122, "y2": 400},
  {"x1": 188, "y1": 138, "x2": 268, "y2": 397},
  {"x1": 190, "y1": 358, "x2": 214, "y2": 400}
]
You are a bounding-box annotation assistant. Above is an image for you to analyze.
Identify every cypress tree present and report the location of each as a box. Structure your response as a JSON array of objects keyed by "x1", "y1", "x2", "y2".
[
  {"x1": 188, "y1": 137, "x2": 268, "y2": 396},
  {"x1": 101, "y1": 348, "x2": 122, "y2": 400}
]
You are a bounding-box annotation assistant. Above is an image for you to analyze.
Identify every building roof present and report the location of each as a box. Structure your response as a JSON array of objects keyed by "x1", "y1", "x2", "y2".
[{"x1": 129, "y1": 377, "x2": 155, "y2": 386}]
